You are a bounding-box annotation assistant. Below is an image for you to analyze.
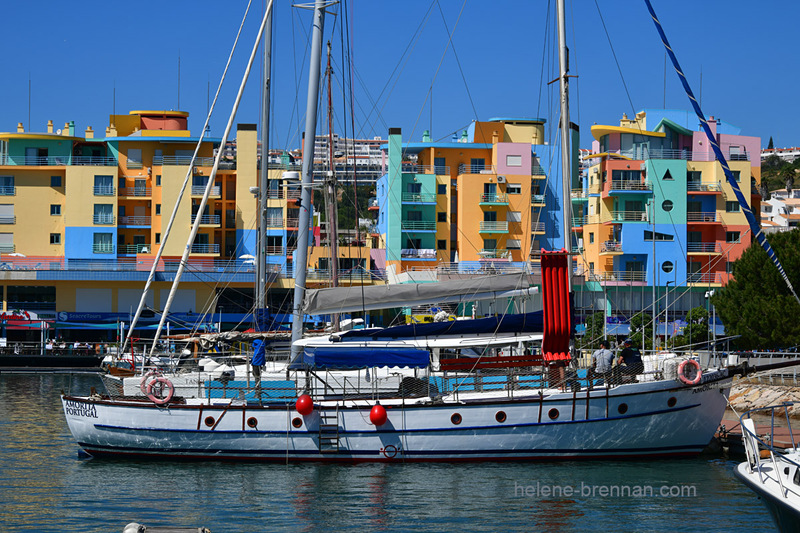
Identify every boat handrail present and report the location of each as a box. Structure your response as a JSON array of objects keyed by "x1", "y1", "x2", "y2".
[{"x1": 740, "y1": 403, "x2": 800, "y2": 499}]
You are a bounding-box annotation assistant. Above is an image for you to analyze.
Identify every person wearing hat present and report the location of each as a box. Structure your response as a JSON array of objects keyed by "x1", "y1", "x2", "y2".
[{"x1": 618, "y1": 339, "x2": 644, "y2": 379}]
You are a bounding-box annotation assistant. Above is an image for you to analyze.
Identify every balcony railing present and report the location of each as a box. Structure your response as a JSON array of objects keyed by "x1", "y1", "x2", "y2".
[
  {"x1": 93, "y1": 214, "x2": 115, "y2": 225},
  {"x1": 601, "y1": 147, "x2": 749, "y2": 162},
  {"x1": 119, "y1": 187, "x2": 151, "y2": 197},
  {"x1": 479, "y1": 221, "x2": 508, "y2": 232},
  {"x1": 401, "y1": 192, "x2": 437, "y2": 203},
  {"x1": 480, "y1": 193, "x2": 508, "y2": 204},
  {"x1": 265, "y1": 245, "x2": 285, "y2": 255},
  {"x1": 0, "y1": 216, "x2": 15, "y2": 224},
  {"x1": 118, "y1": 216, "x2": 151, "y2": 226},
  {"x1": 400, "y1": 248, "x2": 436, "y2": 259},
  {"x1": 191, "y1": 185, "x2": 221, "y2": 196},
  {"x1": 191, "y1": 214, "x2": 221, "y2": 225},
  {"x1": 368, "y1": 197, "x2": 379, "y2": 208},
  {"x1": 92, "y1": 243, "x2": 114, "y2": 254},
  {"x1": 266, "y1": 217, "x2": 284, "y2": 228},
  {"x1": 609, "y1": 210, "x2": 648, "y2": 222},
  {"x1": 531, "y1": 221, "x2": 545, "y2": 232},
  {"x1": 600, "y1": 241, "x2": 622, "y2": 253},
  {"x1": 686, "y1": 212, "x2": 718, "y2": 222},
  {"x1": 687, "y1": 272, "x2": 722, "y2": 283},
  {"x1": 478, "y1": 248, "x2": 509, "y2": 259},
  {"x1": 531, "y1": 194, "x2": 546, "y2": 204},
  {"x1": 190, "y1": 243, "x2": 220, "y2": 254},
  {"x1": 458, "y1": 163, "x2": 495, "y2": 175},
  {"x1": 587, "y1": 270, "x2": 647, "y2": 283},
  {"x1": 571, "y1": 216, "x2": 586, "y2": 227},
  {"x1": 0, "y1": 186, "x2": 16, "y2": 196},
  {"x1": 609, "y1": 180, "x2": 652, "y2": 191},
  {"x1": 400, "y1": 163, "x2": 450, "y2": 175},
  {"x1": 93, "y1": 186, "x2": 115, "y2": 196},
  {"x1": 156, "y1": 156, "x2": 217, "y2": 166},
  {"x1": 687, "y1": 182, "x2": 722, "y2": 192},
  {"x1": 687, "y1": 242, "x2": 721, "y2": 253},
  {"x1": 570, "y1": 188, "x2": 586, "y2": 199},
  {"x1": 118, "y1": 244, "x2": 152, "y2": 254},
  {"x1": 531, "y1": 163, "x2": 546, "y2": 176},
  {"x1": 0, "y1": 155, "x2": 116, "y2": 166},
  {"x1": 401, "y1": 220, "x2": 437, "y2": 231}
]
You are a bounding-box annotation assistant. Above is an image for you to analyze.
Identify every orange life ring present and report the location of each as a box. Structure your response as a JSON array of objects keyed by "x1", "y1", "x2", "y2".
[
  {"x1": 677, "y1": 359, "x2": 702, "y2": 385},
  {"x1": 146, "y1": 377, "x2": 175, "y2": 405}
]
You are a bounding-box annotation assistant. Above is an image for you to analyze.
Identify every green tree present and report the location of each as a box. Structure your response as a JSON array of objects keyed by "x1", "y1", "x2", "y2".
[
  {"x1": 768, "y1": 136, "x2": 774, "y2": 150},
  {"x1": 671, "y1": 307, "x2": 709, "y2": 350},
  {"x1": 628, "y1": 312, "x2": 655, "y2": 351},
  {"x1": 578, "y1": 311, "x2": 606, "y2": 350},
  {"x1": 712, "y1": 229, "x2": 800, "y2": 349}
]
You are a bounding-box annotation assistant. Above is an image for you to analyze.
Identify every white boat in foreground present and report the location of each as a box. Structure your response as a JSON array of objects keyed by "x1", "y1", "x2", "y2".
[{"x1": 734, "y1": 404, "x2": 800, "y2": 532}]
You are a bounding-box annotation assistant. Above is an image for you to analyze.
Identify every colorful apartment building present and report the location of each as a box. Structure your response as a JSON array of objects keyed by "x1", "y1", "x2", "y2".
[
  {"x1": 373, "y1": 118, "x2": 578, "y2": 279},
  {"x1": 575, "y1": 109, "x2": 761, "y2": 325}
]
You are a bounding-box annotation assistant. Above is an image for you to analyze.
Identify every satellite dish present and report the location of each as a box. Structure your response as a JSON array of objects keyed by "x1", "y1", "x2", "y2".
[{"x1": 56, "y1": 129, "x2": 62, "y2": 135}]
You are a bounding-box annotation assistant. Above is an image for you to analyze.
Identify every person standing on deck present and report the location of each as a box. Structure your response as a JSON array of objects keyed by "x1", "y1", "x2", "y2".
[
  {"x1": 618, "y1": 339, "x2": 644, "y2": 378},
  {"x1": 591, "y1": 340, "x2": 615, "y2": 385}
]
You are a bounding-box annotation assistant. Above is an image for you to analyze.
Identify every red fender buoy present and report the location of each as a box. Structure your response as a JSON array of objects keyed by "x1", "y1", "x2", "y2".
[
  {"x1": 370, "y1": 404, "x2": 387, "y2": 426},
  {"x1": 296, "y1": 394, "x2": 314, "y2": 415}
]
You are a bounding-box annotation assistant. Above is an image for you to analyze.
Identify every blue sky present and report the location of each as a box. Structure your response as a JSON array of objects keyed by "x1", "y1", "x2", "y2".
[{"x1": 1, "y1": 0, "x2": 796, "y2": 151}]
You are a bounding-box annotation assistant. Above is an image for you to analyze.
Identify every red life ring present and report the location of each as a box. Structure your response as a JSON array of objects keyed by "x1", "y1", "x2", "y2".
[
  {"x1": 677, "y1": 359, "x2": 702, "y2": 385},
  {"x1": 146, "y1": 377, "x2": 175, "y2": 405}
]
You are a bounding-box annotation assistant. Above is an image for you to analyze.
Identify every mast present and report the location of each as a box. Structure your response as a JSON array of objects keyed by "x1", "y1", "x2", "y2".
[
  {"x1": 324, "y1": 40, "x2": 340, "y2": 331},
  {"x1": 556, "y1": 0, "x2": 573, "y2": 291},
  {"x1": 290, "y1": 0, "x2": 327, "y2": 361},
  {"x1": 256, "y1": 2, "x2": 274, "y2": 328}
]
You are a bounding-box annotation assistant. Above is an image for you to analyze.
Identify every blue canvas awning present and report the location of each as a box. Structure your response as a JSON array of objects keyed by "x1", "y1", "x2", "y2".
[{"x1": 297, "y1": 346, "x2": 430, "y2": 369}]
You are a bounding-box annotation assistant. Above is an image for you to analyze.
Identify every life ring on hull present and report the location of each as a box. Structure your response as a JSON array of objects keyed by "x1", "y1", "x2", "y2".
[
  {"x1": 139, "y1": 370, "x2": 161, "y2": 396},
  {"x1": 677, "y1": 359, "x2": 702, "y2": 386},
  {"x1": 146, "y1": 377, "x2": 175, "y2": 405}
]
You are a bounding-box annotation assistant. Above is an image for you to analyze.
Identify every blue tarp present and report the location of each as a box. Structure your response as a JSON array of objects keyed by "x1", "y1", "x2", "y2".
[{"x1": 299, "y1": 346, "x2": 430, "y2": 369}]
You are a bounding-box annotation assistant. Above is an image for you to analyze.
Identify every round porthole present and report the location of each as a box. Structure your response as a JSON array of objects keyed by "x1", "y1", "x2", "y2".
[
  {"x1": 662, "y1": 261, "x2": 674, "y2": 273},
  {"x1": 662, "y1": 200, "x2": 674, "y2": 212},
  {"x1": 204, "y1": 416, "x2": 215, "y2": 427},
  {"x1": 247, "y1": 417, "x2": 258, "y2": 428},
  {"x1": 667, "y1": 397, "x2": 677, "y2": 408},
  {"x1": 495, "y1": 411, "x2": 507, "y2": 423},
  {"x1": 451, "y1": 413, "x2": 462, "y2": 425},
  {"x1": 548, "y1": 408, "x2": 559, "y2": 420},
  {"x1": 291, "y1": 417, "x2": 303, "y2": 429},
  {"x1": 618, "y1": 403, "x2": 629, "y2": 415}
]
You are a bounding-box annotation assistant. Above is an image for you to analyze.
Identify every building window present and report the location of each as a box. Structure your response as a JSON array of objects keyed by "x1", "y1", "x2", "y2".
[
  {"x1": 50, "y1": 233, "x2": 61, "y2": 245},
  {"x1": 437, "y1": 212, "x2": 447, "y2": 222},
  {"x1": 0, "y1": 176, "x2": 15, "y2": 196},
  {"x1": 127, "y1": 149, "x2": 143, "y2": 169},
  {"x1": 644, "y1": 230, "x2": 673, "y2": 241},
  {"x1": 726, "y1": 231, "x2": 741, "y2": 243},
  {"x1": 662, "y1": 200, "x2": 673, "y2": 212},
  {"x1": 434, "y1": 157, "x2": 446, "y2": 175},
  {"x1": 94, "y1": 175, "x2": 114, "y2": 196},
  {"x1": 93, "y1": 233, "x2": 113, "y2": 254},
  {"x1": 156, "y1": 174, "x2": 162, "y2": 186},
  {"x1": 155, "y1": 233, "x2": 161, "y2": 244},
  {"x1": 687, "y1": 171, "x2": 702, "y2": 182},
  {"x1": 506, "y1": 154, "x2": 522, "y2": 167},
  {"x1": 732, "y1": 170, "x2": 741, "y2": 182},
  {"x1": 50, "y1": 205, "x2": 61, "y2": 216},
  {"x1": 507, "y1": 184, "x2": 522, "y2": 195},
  {"x1": 156, "y1": 204, "x2": 161, "y2": 216},
  {"x1": 437, "y1": 239, "x2": 446, "y2": 250},
  {"x1": 726, "y1": 201, "x2": 740, "y2": 213},
  {"x1": 726, "y1": 261, "x2": 734, "y2": 273},
  {"x1": 589, "y1": 232, "x2": 594, "y2": 244},
  {"x1": 51, "y1": 175, "x2": 62, "y2": 187},
  {"x1": 93, "y1": 204, "x2": 114, "y2": 225},
  {"x1": 507, "y1": 239, "x2": 521, "y2": 250},
  {"x1": 437, "y1": 184, "x2": 447, "y2": 195}
]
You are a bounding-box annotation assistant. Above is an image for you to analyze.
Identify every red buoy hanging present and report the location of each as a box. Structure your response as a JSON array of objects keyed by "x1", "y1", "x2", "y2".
[
  {"x1": 369, "y1": 404, "x2": 387, "y2": 426},
  {"x1": 296, "y1": 394, "x2": 314, "y2": 415}
]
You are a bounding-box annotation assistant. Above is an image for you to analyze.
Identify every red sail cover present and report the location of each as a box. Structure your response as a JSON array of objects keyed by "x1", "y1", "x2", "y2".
[{"x1": 540, "y1": 249, "x2": 571, "y2": 362}]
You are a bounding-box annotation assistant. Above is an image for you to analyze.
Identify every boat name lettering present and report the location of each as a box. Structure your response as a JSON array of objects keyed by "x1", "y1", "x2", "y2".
[
  {"x1": 64, "y1": 401, "x2": 98, "y2": 418},
  {"x1": 691, "y1": 384, "x2": 712, "y2": 394}
]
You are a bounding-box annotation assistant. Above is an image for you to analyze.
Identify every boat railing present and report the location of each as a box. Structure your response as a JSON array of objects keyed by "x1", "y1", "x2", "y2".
[{"x1": 740, "y1": 403, "x2": 800, "y2": 501}]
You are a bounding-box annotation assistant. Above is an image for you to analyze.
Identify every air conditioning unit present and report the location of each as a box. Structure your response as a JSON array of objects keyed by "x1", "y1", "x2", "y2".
[{"x1": 497, "y1": 175, "x2": 506, "y2": 183}]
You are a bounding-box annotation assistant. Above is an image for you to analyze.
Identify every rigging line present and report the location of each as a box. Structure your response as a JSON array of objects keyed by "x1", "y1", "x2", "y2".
[
  {"x1": 121, "y1": 0, "x2": 255, "y2": 355},
  {"x1": 403, "y1": 0, "x2": 468, "y2": 159},
  {"x1": 568, "y1": 0, "x2": 581, "y2": 127},
  {"x1": 592, "y1": 0, "x2": 637, "y2": 119},
  {"x1": 645, "y1": 0, "x2": 800, "y2": 309}
]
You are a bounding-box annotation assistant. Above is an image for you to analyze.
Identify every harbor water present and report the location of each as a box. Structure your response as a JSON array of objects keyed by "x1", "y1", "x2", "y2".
[{"x1": 0, "y1": 373, "x2": 776, "y2": 532}]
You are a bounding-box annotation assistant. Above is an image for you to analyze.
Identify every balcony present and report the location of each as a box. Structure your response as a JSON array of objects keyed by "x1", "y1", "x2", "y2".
[
  {"x1": 687, "y1": 182, "x2": 722, "y2": 193},
  {"x1": 191, "y1": 185, "x2": 221, "y2": 196},
  {"x1": 118, "y1": 216, "x2": 151, "y2": 226},
  {"x1": 458, "y1": 163, "x2": 495, "y2": 175},
  {"x1": 191, "y1": 214, "x2": 221, "y2": 225},
  {"x1": 265, "y1": 245, "x2": 285, "y2": 255},
  {"x1": 400, "y1": 163, "x2": 450, "y2": 175},
  {"x1": 368, "y1": 197, "x2": 379, "y2": 210},
  {"x1": 608, "y1": 180, "x2": 652, "y2": 192},
  {"x1": 600, "y1": 241, "x2": 622, "y2": 254},
  {"x1": 401, "y1": 220, "x2": 436, "y2": 231},
  {"x1": 156, "y1": 156, "x2": 217, "y2": 166},
  {"x1": 687, "y1": 242, "x2": 722, "y2": 254},
  {"x1": 609, "y1": 211, "x2": 648, "y2": 222},
  {"x1": 93, "y1": 214, "x2": 115, "y2": 225},
  {"x1": 570, "y1": 188, "x2": 587, "y2": 199},
  {"x1": 0, "y1": 216, "x2": 15, "y2": 224},
  {"x1": 479, "y1": 221, "x2": 508, "y2": 233},
  {"x1": 401, "y1": 192, "x2": 437, "y2": 203},
  {"x1": 0, "y1": 186, "x2": 16, "y2": 196},
  {"x1": 687, "y1": 272, "x2": 724, "y2": 284},
  {"x1": 190, "y1": 243, "x2": 220, "y2": 254},
  {"x1": 93, "y1": 186, "x2": 115, "y2": 196},
  {"x1": 531, "y1": 163, "x2": 546, "y2": 177},
  {"x1": 587, "y1": 270, "x2": 647, "y2": 283},
  {"x1": 0, "y1": 155, "x2": 116, "y2": 166},
  {"x1": 266, "y1": 217, "x2": 284, "y2": 228},
  {"x1": 480, "y1": 193, "x2": 508, "y2": 204},
  {"x1": 602, "y1": 147, "x2": 749, "y2": 162},
  {"x1": 478, "y1": 248, "x2": 509, "y2": 259},
  {"x1": 686, "y1": 212, "x2": 719, "y2": 223},
  {"x1": 119, "y1": 187, "x2": 151, "y2": 198},
  {"x1": 531, "y1": 194, "x2": 546, "y2": 205},
  {"x1": 571, "y1": 216, "x2": 586, "y2": 227},
  {"x1": 92, "y1": 243, "x2": 114, "y2": 254},
  {"x1": 531, "y1": 221, "x2": 545, "y2": 233},
  {"x1": 118, "y1": 244, "x2": 152, "y2": 255},
  {"x1": 400, "y1": 248, "x2": 436, "y2": 259}
]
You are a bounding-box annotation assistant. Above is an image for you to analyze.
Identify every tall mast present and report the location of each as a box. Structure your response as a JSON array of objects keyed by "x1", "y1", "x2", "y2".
[
  {"x1": 556, "y1": 0, "x2": 573, "y2": 291},
  {"x1": 256, "y1": 2, "x2": 274, "y2": 327},
  {"x1": 324, "y1": 40, "x2": 340, "y2": 331},
  {"x1": 290, "y1": 0, "x2": 327, "y2": 360}
]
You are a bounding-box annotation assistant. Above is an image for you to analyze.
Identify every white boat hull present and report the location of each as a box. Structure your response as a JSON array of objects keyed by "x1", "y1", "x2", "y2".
[{"x1": 62, "y1": 370, "x2": 731, "y2": 462}]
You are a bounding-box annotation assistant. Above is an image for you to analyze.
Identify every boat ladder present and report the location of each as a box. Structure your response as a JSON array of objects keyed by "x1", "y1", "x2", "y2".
[{"x1": 318, "y1": 405, "x2": 341, "y2": 453}]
